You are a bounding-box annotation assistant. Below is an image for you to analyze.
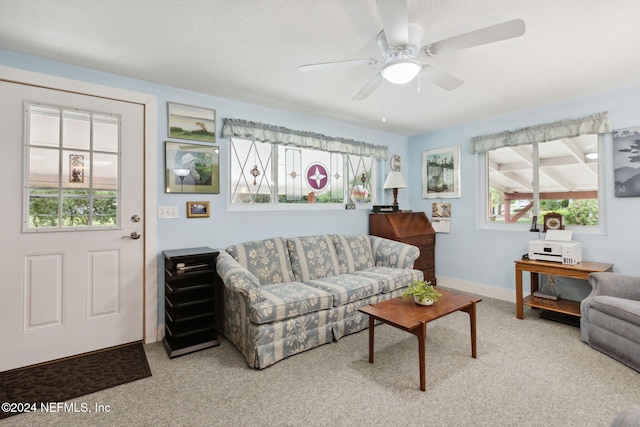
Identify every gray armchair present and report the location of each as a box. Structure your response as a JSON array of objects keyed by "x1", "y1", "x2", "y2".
[
  {"x1": 580, "y1": 272, "x2": 640, "y2": 372},
  {"x1": 611, "y1": 405, "x2": 640, "y2": 427}
]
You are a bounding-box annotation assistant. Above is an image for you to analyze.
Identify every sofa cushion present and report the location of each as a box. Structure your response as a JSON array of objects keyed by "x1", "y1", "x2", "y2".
[
  {"x1": 249, "y1": 282, "x2": 333, "y2": 324},
  {"x1": 352, "y1": 266, "x2": 423, "y2": 293},
  {"x1": 332, "y1": 234, "x2": 374, "y2": 273},
  {"x1": 590, "y1": 296, "x2": 640, "y2": 327},
  {"x1": 287, "y1": 235, "x2": 341, "y2": 282},
  {"x1": 227, "y1": 237, "x2": 295, "y2": 285},
  {"x1": 305, "y1": 274, "x2": 381, "y2": 307}
]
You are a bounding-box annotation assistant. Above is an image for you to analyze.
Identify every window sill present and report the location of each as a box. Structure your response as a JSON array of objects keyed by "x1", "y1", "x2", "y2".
[
  {"x1": 479, "y1": 222, "x2": 605, "y2": 236},
  {"x1": 227, "y1": 203, "x2": 372, "y2": 212}
]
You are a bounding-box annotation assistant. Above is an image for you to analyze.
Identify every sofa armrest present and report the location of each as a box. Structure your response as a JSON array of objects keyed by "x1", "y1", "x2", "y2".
[
  {"x1": 368, "y1": 235, "x2": 420, "y2": 269},
  {"x1": 216, "y1": 250, "x2": 263, "y2": 305},
  {"x1": 588, "y1": 272, "x2": 640, "y2": 301}
]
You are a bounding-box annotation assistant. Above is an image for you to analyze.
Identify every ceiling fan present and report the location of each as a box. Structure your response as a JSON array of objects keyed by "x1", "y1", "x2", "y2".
[{"x1": 299, "y1": 0, "x2": 525, "y2": 101}]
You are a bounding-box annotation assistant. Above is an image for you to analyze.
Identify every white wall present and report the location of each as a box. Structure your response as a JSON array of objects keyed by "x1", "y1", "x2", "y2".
[{"x1": 407, "y1": 83, "x2": 640, "y2": 301}]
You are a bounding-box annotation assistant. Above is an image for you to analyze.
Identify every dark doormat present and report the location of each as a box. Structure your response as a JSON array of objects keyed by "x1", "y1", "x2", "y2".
[{"x1": 0, "y1": 342, "x2": 151, "y2": 420}]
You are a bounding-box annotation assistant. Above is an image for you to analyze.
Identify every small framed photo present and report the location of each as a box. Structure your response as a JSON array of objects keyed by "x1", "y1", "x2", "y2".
[
  {"x1": 168, "y1": 102, "x2": 216, "y2": 143},
  {"x1": 422, "y1": 145, "x2": 461, "y2": 199},
  {"x1": 186, "y1": 201, "x2": 210, "y2": 218}
]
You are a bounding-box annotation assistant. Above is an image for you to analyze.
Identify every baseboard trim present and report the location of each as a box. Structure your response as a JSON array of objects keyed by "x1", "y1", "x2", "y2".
[{"x1": 436, "y1": 275, "x2": 515, "y2": 303}]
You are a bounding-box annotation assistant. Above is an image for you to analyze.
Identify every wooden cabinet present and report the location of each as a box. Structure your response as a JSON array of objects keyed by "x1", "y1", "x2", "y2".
[
  {"x1": 369, "y1": 212, "x2": 436, "y2": 284},
  {"x1": 162, "y1": 247, "x2": 220, "y2": 358}
]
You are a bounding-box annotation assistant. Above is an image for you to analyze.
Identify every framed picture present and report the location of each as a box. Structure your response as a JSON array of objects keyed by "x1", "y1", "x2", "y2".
[
  {"x1": 168, "y1": 102, "x2": 216, "y2": 143},
  {"x1": 422, "y1": 145, "x2": 461, "y2": 198},
  {"x1": 186, "y1": 201, "x2": 210, "y2": 218},
  {"x1": 165, "y1": 141, "x2": 220, "y2": 194},
  {"x1": 613, "y1": 126, "x2": 640, "y2": 197}
]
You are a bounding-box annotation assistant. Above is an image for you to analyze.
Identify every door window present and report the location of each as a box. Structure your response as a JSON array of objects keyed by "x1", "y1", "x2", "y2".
[{"x1": 24, "y1": 103, "x2": 120, "y2": 231}]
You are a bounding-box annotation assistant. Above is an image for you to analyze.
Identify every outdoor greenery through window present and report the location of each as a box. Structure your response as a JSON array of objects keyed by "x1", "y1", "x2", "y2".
[
  {"x1": 230, "y1": 137, "x2": 375, "y2": 205},
  {"x1": 25, "y1": 103, "x2": 120, "y2": 231},
  {"x1": 487, "y1": 134, "x2": 600, "y2": 228}
]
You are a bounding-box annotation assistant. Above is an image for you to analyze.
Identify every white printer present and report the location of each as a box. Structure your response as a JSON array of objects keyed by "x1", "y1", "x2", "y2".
[{"x1": 528, "y1": 230, "x2": 582, "y2": 265}]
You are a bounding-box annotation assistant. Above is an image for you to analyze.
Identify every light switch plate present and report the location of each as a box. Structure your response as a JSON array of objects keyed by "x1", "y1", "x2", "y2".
[{"x1": 159, "y1": 206, "x2": 178, "y2": 219}]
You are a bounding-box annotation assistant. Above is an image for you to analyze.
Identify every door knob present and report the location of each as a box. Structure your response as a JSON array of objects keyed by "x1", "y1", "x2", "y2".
[{"x1": 123, "y1": 231, "x2": 141, "y2": 240}]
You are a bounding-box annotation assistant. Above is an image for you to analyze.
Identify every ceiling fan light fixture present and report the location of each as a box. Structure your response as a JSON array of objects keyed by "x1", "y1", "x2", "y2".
[{"x1": 381, "y1": 60, "x2": 422, "y2": 85}]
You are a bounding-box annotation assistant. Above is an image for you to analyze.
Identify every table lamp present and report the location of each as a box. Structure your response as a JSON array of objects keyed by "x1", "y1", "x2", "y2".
[{"x1": 383, "y1": 171, "x2": 408, "y2": 208}]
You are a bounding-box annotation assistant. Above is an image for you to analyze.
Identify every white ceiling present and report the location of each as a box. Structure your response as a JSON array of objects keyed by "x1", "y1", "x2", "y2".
[{"x1": 1, "y1": 0, "x2": 640, "y2": 136}]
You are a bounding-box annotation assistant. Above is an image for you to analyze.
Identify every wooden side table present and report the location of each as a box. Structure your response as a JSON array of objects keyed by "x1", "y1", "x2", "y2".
[{"x1": 515, "y1": 259, "x2": 613, "y2": 319}]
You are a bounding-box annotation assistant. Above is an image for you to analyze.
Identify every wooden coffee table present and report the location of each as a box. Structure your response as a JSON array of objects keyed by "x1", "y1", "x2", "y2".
[{"x1": 358, "y1": 288, "x2": 482, "y2": 391}]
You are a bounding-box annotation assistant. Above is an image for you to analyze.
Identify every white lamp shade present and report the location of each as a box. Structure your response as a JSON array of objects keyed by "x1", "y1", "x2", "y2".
[
  {"x1": 381, "y1": 60, "x2": 422, "y2": 85},
  {"x1": 383, "y1": 171, "x2": 408, "y2": 189},
  {"x1": 174, "y1": 168, "x2": 190, "y2": 177}
]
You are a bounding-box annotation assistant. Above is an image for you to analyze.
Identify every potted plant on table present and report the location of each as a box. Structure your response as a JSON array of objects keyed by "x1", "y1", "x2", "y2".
[{"x1": 402, "y1": 280, "x2": 442, "y2": 306}]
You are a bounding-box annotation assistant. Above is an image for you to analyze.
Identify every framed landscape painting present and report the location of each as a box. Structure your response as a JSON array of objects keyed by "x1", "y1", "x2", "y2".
[
  {"x1": 168, "y1": 102, "x2": 216, "y2": 143},
  {"x1": 613, "y1": 126, "x2": 640, "y2": 197},
  {"x1": 422, "y1": 145, "x2": 461, "y2": 198}
]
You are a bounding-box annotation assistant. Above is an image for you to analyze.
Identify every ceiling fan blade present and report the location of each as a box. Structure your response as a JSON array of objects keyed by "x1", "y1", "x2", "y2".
[
  {"x1": 421, "y1": 65, "x2": 464, "y2": 91},
  {"x1": 352, "y1": 74, "x2": 383, "y2": 101},
  {"x1": 376, "y1": 0, "x2": 409, "y2": 46},
  {"x1": 425, "y1": 19, "x2": 525, "y2": 56},
  {"x1": 299, "y1": 59, "x2": 379, "y2": 73}
]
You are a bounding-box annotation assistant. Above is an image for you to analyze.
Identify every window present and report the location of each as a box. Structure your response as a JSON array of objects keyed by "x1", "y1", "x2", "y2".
[
  {"x1": 473, "y1": 112, "x2": 609, "y2": 230},
  {"x1": 230, "y1": 137, "x2": 375, "y2": 205},
  {"x1": 24, "y1": 103, "x2": 120, "y2": 231},
  {"x1": 222, "y1": 118, "x2": 386, "y2": 208},
  {"x1": 486, "y1": 134, "x2": 600, "y2": 228}
]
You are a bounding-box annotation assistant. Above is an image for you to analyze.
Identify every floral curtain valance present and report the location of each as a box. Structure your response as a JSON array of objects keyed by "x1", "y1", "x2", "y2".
[
  {"x1": 470, "y1": 111, "x2": 611, "y2": 154},
  {"x1": 221, "y1": 118, "x2": 388, "y2": 160}
]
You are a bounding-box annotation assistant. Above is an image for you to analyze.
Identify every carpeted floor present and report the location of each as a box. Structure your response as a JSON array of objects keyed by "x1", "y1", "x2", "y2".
[
  {"x1": 1, "y1": 294, "x2": 639, "y2": 426},
  {"x1": 0, "y1": 342, "x2": 151, "y2": 420}
]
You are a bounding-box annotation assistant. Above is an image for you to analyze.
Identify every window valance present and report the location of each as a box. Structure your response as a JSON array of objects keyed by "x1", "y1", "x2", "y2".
[
  {"x1": 221, "y1": 118, "x2": 388, "y2": 160},
  {"x1": 470, "y1": 111, "x2": 611, "y2": 154}
]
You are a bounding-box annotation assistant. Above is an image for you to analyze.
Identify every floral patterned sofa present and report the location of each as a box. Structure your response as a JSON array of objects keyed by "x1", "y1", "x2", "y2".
[{"x1": 216, "y1": 234, "x2": 423, "y2": 369}]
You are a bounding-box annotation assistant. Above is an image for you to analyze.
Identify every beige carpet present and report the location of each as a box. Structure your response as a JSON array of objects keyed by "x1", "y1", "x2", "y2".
[{"x1": 2, "y1": 294, "x2": 639, "y2": 426}]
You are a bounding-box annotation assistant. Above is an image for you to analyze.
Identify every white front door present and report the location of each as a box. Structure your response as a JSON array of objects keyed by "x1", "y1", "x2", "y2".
[{"x1": 0, "y1": 80, "x2": 145, "y2": 372}]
